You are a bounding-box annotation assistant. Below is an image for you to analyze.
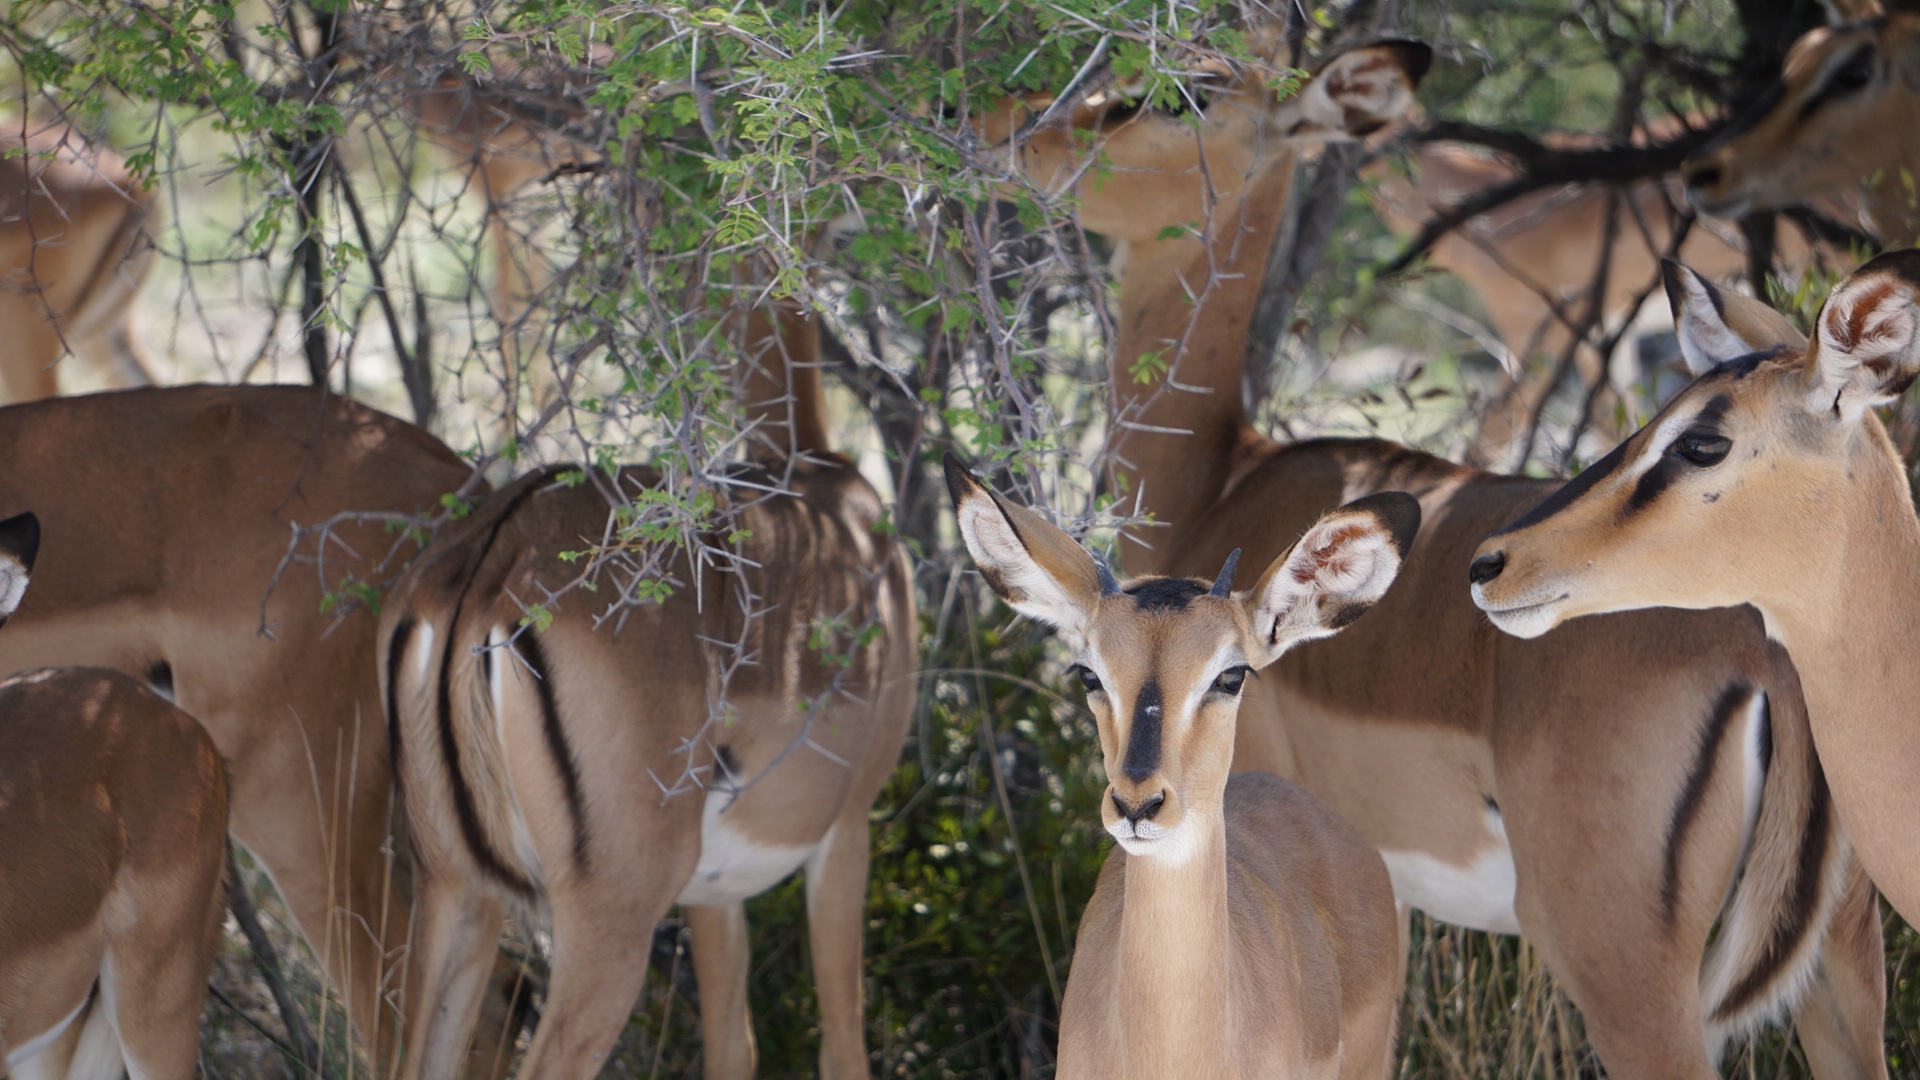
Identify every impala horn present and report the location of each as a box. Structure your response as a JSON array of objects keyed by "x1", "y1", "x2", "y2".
[
  {"x1": 1210, "y1": 549, "x2": 1242, "y2": 598},
  {"x1": 1092, "y1": 549, "x2": 1122, "y2": 597}
]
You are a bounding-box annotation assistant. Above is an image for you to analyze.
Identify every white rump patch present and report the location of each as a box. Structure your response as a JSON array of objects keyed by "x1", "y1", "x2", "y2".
[
  {"x1": 676, "y1": 790, "x2": 817, "y2": 906},
  {"x1": 1379, "y1": 805, "x2": 1520, "y2": 935},
  {"x1": 414, "y1": 621, "x2": 436, "y2": 678},
  {"x1": 489, "y1": 625, "x2": 545, "y2": 887}
]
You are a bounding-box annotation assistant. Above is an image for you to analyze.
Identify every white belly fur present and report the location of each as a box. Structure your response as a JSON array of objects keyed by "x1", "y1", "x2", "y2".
[
  {"x1": 676, "y1": 789, "x2": 817, "y2": 907},
  {"x1": 1379, "y1": 805, "x2": 1521, "y2": 935}
]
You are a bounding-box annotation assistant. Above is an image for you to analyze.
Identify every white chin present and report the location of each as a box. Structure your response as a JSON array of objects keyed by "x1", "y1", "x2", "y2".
[
  {"x1": 1688, "y1": 193, "x2": 1749, "y2": 220},
  {"x1": 1109, "y1": 819, "x2": 1196, "y2": 862},
  {"x1": 1485, "y1": 603, "x2": 1560, "y2": 639}
]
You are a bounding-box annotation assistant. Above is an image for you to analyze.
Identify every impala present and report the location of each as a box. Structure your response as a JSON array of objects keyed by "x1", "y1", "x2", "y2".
[
  {"x1": 1683, "y1": 2, "x2": 1920, "y2": 246},
  {"x1": 0, "y1": 385, "x2": 479, "y2": 1073},
  {"x1": 1369, "y1": 132, "x2": 1845, "y2": 467},
  {"x1": 948, "y1": 456, "x2": 1411, "y2": 1080},
  {"x1": 380, "y1": 291, "x2": 916, "y2": 1080},
  {"x1": 409, "y1": 65, "x2": 594, "y2": 340},
  {"x1": 0, "y1": 120, "x2": 156, "y2": 401},
  {"x1": 1003, "y1": 32, "x2": 1886, "y2": 1078},
  {"x1": 1472, "y1": 249, "x2": 1920, "y2": 948},
  {"x1": 0, "y1": 513, "x2": 230, "y2": 1080}
]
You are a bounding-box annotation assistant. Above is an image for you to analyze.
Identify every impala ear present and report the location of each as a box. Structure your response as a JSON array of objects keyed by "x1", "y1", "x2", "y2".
[
  {"x1": 1823, "y1": 0, "x2": 1884, "y2": 23},
  {"x1": 1243, "y1": 492, "x2": 1418, "y2": 667},
  {"x1": 1663, "y1": 259, "x2": 1807, "y2": 375},
  {"x1": 1284, "y1": 40, "x2": 1432, "y2": 140},
  {"x1": 0, "y1": 511, "x2": 40, "y2": 624},
  {"x1": 944, "y1": 453, "x2": 1106, "y2": 644},
  {"x1": 1806, "y1": 249, "x2": 1920, "y2": 422}
]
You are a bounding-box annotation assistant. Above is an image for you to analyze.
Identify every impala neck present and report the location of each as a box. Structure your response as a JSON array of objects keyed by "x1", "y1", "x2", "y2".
[
  {"x1": 1112, "y1": 806, "x2": 1238, "y2": 1079},
  {"x1": 1109, "y1": 155, "x2": 1296, "y2": 574},
  {"x1": 735, "y1": 302, "x2": 832, "y2": 461},
  {"x1": 1863, "y1": 181, "x2": 1920, "y2": 250},
  {"x1": 1758, "y1": 420, "x2": 1920, "y2": 907},
  {"x1": 1764, "y1": 423, "x2": 1920, "y2": 691}
]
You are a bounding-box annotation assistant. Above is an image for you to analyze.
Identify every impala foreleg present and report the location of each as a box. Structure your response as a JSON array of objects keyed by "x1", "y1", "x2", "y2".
[
  {"x1": 228, "y1": 774, "x2": 407, "y2": 1071},
  {"x1": 1792, "y1": 858, "x2": 1889, "y2": 1080},
  {"x1": 688, "y1": 902, "x2": 757, "y2": 1080},
  {"x1": 806, "y1": 815, "x2": 873, "y2": 1080}
]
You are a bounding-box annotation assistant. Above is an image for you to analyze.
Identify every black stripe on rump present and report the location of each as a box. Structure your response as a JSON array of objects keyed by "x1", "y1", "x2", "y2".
[
  {"x1": 1123, "y1": 678, "x2": 1163, "y2": 784},
  {"x1": 1713, "y1": 750, "x2": 1831, "y2": 1022},
  {"x1": 386, "y1": 616, "x2": 414, "y2": 808},
  {"x1": 516, "y1": 631, "x2": 592, "y2": 874},
  {"x1": 433, "y1": 479, "x2": 553, "y2": 899},
  {"x1": 1661, "y1": 684, "x2": 1759, "y2": 930}
]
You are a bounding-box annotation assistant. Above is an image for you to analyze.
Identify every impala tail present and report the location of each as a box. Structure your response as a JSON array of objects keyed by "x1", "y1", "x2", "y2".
[
  {"x1": 1692, "y1": 653, "x2": 1851, "y2": 1058},
  {"x1": 384, "y1": 467, "x2": 565, "y2": 899}
]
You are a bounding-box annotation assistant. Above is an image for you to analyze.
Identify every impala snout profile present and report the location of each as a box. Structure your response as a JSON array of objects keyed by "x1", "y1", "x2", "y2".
[
  {"x1": 1473, "y1": 249, "x2": 1920, "y2": 937},
  {"x1": 945, "y1": 453, "x2": 1417, "y2": 1079},
  {"x1": 1680, "y1": 1, "x2": 1920, "y2": 244},
  {"x1": 1471, "y1": 256, "x2": 1821, "y2": 639}
]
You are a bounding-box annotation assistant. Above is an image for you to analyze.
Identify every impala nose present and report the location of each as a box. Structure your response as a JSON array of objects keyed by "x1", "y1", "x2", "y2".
[
  {"x1": 1684, "y1": 164, "x2": 1721, "y2": 192},
  {"x1": 1469, "y1": 551, "x2": 1507, "y2": 586},
  {"x1": 1112, "y1": 790, "x2": 1166, "y2": 824}
]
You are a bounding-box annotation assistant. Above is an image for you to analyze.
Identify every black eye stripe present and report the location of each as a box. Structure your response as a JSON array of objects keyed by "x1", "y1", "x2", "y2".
[
  {"x1": 1799, "y1": 45, "x2": 1876, "y2": 119},
  {"x1": 1624, "y1": 456, "x2": 1681, "y2": 516}
]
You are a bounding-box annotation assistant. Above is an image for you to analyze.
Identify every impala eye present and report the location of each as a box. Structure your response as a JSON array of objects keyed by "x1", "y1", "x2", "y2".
[
  {"x1": 1832, "y1": 49, "x2": 1874, "y2": 95},
  {"x1": 1674, "y1": 430, "x2": 1732, "y2": 467},
  {"x1": 1805, "y1": 47, "x2": 1875, "y2": 116},
  {"x1": 1071, "y1": 664, "x2": 1103, "y2": 694},
  {"x1": 1211, "y1": 666, "x2": 1250, "y2": 695}
]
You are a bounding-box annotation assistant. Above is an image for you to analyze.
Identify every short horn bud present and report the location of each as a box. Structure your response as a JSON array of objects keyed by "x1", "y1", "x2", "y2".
[{"x1": 1210, "y1": 548, "x2": 1242, "y2": 598}]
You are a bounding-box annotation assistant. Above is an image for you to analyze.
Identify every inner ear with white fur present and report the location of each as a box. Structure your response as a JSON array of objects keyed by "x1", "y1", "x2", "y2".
[
  {"x1": 1243, "y1": 493, "x2": 1419, "y2": 665},
  {"x1": 0, "y1": 512, "x2": 40, "y2": 574},
  {"x1": 942, "y1": 452, "x2": 1102, "y2": 640},
  {"x1": 0, "y1": 511, "x2": 38, "y2": 622},
  {"x1": 1808, "y1": 249, "x2": 1920, "y2": 420},
  {"x1": 1292, "y1": 40, "x2": 1432, "y2": 138}
]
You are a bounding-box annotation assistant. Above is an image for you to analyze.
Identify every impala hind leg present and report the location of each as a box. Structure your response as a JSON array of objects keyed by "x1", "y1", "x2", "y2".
[
  {"x1": 509, "y1": 887, "x2": 673, "y2": 1080},
  {"x1": 688, "y1": 902, "x2": 757, "y2": 1080},
  {"x1": 400, "y1": 876, "x2": 507, "y2": 1080},
  {"x1": 107, "y1": 927, "x2": 220, "y2": 1080},
  {"x1": 806, "y1": 816, "x2": 872, "y2": 1080},
  {"x1": 1793, "y1": 860, "x2": 1889, "y2": 1080}
]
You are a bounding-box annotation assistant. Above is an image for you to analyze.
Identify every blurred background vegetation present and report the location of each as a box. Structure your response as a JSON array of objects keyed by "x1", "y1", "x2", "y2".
[{"x1": 4, "y1": 0, "x2": 1917, "y2": 1073}]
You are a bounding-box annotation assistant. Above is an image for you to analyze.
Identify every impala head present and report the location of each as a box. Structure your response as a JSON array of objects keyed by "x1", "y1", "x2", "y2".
[
  {"x1": 0, "y1": 511, "x2": 38, "y2": 626},
  {"x1": 944, "y1": 454, "x2": 1418, "y2": 858},
  {"x1": 1471, "y1": 250, "x2": 1920, "y2": 636},
  {"x1": 1682, "y1": 5, "x2": 1920, "y2": 237},
  {"x1": 991, "y1": 38, "x2": 1430, "y2": 244}
]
